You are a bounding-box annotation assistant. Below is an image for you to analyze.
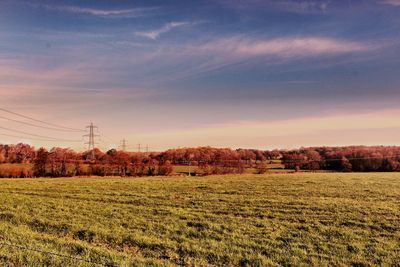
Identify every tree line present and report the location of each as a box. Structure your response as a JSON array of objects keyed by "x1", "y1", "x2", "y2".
[
  {"x1": 0, "y1": 144, "x2": 399, "y2": 177},
  {"x1": 281, "y1": 146, "x2": 400, "y2": 172}
]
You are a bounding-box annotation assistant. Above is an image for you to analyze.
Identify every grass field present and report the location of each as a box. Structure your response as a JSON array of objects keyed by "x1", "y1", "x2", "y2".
[
  {"x1": 0, "y1": 173, "x2": 399, "y2": 266},
  {"x1": 173, "y1": 160, "x2": 285, "y2": 175},
  {"x1": 172, "y1": 165, "x2": 287, "y2": 175}
]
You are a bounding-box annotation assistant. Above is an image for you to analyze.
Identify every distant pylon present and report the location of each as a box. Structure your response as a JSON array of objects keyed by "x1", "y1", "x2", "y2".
[
  {"x1": 120, "y1": 139, "x2": 127, "y2": 151},
  {"x1": 145, "y1": 144, "x2": 149, "y2": 153},
  {"x1": 137, "y1": 143, "x2": 141, "y2": 152},
  {"x1": 83, "y1": 122, "x2": 99, "y2": 161}
]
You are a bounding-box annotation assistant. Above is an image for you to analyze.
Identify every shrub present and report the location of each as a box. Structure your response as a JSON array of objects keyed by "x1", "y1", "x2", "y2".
[{"x1": 158, "y1": 160, "x2": 173, "y2": 176}]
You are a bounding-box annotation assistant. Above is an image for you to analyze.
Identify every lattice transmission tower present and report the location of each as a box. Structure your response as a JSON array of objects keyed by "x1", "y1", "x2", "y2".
[
  {"x1": 120, "y1": 138, "x2": 128, "y2": 151},
  {"x1": 83, "y1": 123, "x2": 99, "y2": 161}
]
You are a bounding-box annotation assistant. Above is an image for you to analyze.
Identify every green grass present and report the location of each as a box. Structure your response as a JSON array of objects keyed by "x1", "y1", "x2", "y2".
[
  {"x1": 173, "y1": 162, "x2": 285, "y2": 175},
  {"x1": 173, "y1": 165, "x2": 198, "y2": 174},
  {"x1": 0, "y1": 173, "x2": 399, "y2": 266}
]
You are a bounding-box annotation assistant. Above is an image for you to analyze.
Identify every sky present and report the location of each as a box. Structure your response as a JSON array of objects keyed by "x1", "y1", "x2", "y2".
[{"x1": 0, "y1": 0, "x2": 400, "y2": 151}]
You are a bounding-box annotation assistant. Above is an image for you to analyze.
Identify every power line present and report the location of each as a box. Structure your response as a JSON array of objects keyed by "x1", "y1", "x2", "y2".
[
  {"x1": 0, "y1": 108, "x2": 84, "y2": 132},
  {"x1": 0, "y1": 126, "x2": 82, "y2": 142},
  {"x1": 0, "y1": 115, "x2": 79, "y2": 132},
  {"x1": 120, "y1": 139, "x2": 127, "y2": 151},
  {"x1": 102, "y1": 134, "x2": 115, "y2": 142},
  {"x1": 0, "y1": 133, "x2": 81, "y2": 142}
]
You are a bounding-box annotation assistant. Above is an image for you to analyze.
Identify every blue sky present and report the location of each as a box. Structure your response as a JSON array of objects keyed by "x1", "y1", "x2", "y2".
[{"x1": 1, "y1": 0, "x2": 400, "y2": 151}]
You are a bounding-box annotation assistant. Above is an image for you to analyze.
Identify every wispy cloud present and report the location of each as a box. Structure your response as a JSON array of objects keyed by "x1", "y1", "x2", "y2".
[
  {"x1": 99, "y1": 35, "x2": 378, "y2": 83},
  {"x1": 199, "y1": 36, "x2": 372, "y2": 58},
  {"x1": 380, "y1": 0, "x2": 400, "y2": 6},
  {"x1": 34, "y1": 4, "x2": 157, "y2": 18},
  {"x1": 136, "y1": 22, "x2": 190, "y2": 40},
  {"x1": 276, "y1": 0, "x2": 331, "y2": 13},
  {"x1": 160, "y1": 36, "x2": 374, "y2": 77},
  {"x1": 217, "y1": 0, "x2": 331, "y2": 14}
]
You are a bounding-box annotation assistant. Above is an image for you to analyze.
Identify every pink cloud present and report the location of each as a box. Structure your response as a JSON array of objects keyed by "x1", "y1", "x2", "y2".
[{"x1": 200, "y1": 36, "x2": 372, "y2": 58}]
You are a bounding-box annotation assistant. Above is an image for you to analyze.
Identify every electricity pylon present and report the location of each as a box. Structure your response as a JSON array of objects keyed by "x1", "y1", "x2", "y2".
[
  {"x1": 83, "y1": 123, "x2": 99, "y2": 161},
  {"x1": 120, "y1": 139, "x2": 127, "y2": 151}
]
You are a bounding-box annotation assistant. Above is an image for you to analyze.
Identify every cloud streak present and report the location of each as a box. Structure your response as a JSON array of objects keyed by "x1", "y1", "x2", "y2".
[
  {"x1": 36, "y1": 4, "x2": 157, "y2": 18},
  {"x1": 136, "y1": 22, "x2": 190, "y2": 39},
  {"x1": 217, "y1": 0, "x2": 331, "y2": 14},
  {"x1": 199, "y1": 36, "x2": 372, "y2": 58},
  {"x1": 275, "y1": 0, "x2": 331, "y2": 13},
  {"x1": 150, "y1": 35, "x2": 376, "y2": 79},
  {"x1": 380, "y1": 0, "x2": 400, "y2": 6}
]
